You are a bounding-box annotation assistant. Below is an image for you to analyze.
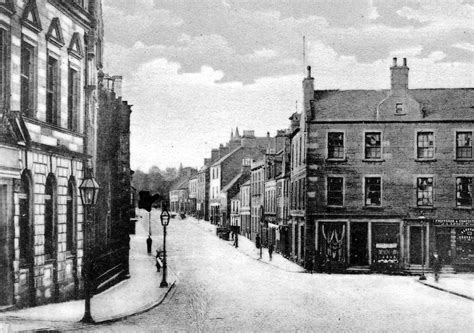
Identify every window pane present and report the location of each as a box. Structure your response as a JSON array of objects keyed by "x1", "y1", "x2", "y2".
[
  {"x1": 365, "y1": 132, "x2": 381, "y2": 159},
  {"x1": 456, "y1": 177, "x2": 472, "y2": 207},
  {"x1": 327, "y1": 177, "x2": 343, "y2": 206},
  {"x1": 417, "y1": 132, "x2": 434, "y2": 158},
  {"x1": 456, "y1": 132, "x2": 472, "y2": 159},
  {"x1": 328, "y1": 132, "x2": 344, "y2": 159},
  {"x1": 365, "y1": 177, "x2": 381, "y2": 206},
  {"x1": 417, "y1": 177, "x2": 433, "y2": 206}
]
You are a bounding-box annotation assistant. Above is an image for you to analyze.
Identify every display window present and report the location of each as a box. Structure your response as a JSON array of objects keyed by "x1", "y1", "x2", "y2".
[{"x1": 372, "y1": 224, "x2": 399, "y2": 267}]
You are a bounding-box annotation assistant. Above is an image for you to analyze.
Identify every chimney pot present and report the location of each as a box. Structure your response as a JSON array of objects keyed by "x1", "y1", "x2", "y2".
[
  {"x1": 307, "y1": 65, "x2": 312, "y2": 78},
  {"x1": 403, "y1": 58, "x2": 407, "y2": 66},
  {"x1": 392, "y1": 57, "x2": 397, "y2": 67}
]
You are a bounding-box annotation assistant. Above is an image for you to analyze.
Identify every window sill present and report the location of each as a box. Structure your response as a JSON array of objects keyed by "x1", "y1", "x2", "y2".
[
  {"x1": 454, "y1": 207, "x2": 473, "y2": 211},
  {"x1": 66, "y1": 251, "x2": 76, "y2": 259},
  {"x1": 394, "y1": 113, "x2": 407, "y2": 116},
  {"x1": 415, "y1": 158, "x2": 437, "y2": 163},
  {"x1": 362, "y1": 206, "x2": 384, "y2": 210},
  {"x1": 416, "y1": 206, "x2": 436, "y2": 210},
  {"x1": 325, "y1": 158, "x2": 347, "y2": 163},
  {"x1": 454, "y1": 158, "x2": 473, "y2": 162},
  {"x1": 362, "y1": 159, "x2": 385, "y2": 163}
]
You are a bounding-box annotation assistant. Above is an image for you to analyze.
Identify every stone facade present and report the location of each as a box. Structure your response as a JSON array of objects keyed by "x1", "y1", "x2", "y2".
[
  {"x1": 0, "y1": 0, "x2": 132, "y2": 308},
  {"x1": 303, "y1": 59, "x2": 474, "y2": 273}
]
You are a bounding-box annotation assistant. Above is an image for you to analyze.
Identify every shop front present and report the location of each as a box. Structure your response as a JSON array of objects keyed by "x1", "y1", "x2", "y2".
[
  {"x1": 433, "y1": 219, "x2": 474, "y2": 272},
  {"x1": 315, "y1": 219, "x2": 403, "y2": 273}
]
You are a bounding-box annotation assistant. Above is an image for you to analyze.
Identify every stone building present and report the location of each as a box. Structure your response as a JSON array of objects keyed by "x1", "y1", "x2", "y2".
[
  {"x1": 276, "y1": 129, "x2": 291, "y2": 257},
  {"x1": 188, "y1": 174, "x2": 197, "y2": 216},
  {"x1": 169, "y1": 166, "x2": 197, "y2": 214},
  {"x1": 239, "y1": 179, "x2": 251, "y2": 239},
  {"x1": 303, "y1": 59, "x2": 473, "y2": 273},
  {"x1": 94, "y1": 73, "x2": 132, "y2": 291},
  {"x1": 209, "y1": 130, "x2": 268, "y2": 226},
  {"x1": 0, "y1": 0, "x2": 133, "y2": 308},
  {"x1": 0, "y1": 0, "x2": 126, "y2": 308},
  {"x1": 250, "y1": 159, "x2": 264, "y2": 243},
  {"x1": 196, "y1": 158, "x2": 211, "y2": 220}
]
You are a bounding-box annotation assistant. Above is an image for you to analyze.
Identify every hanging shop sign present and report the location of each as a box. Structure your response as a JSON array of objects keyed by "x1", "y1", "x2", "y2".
[{"x1": 434, "y1": 219, "x2": 474, "y2": 227}]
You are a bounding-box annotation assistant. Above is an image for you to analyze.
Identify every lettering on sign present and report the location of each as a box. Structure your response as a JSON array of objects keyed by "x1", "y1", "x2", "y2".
[
  {"x1": 434, "y1": 219, "x2": 474, "y2": 227},
  {"x1": 457, "y1": 228, "x2": 474, "y2": 243}
]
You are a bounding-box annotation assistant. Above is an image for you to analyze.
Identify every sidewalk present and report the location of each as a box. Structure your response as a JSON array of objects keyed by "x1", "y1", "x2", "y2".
[
  {"x1": 0, "y1": 215, "x2": 176, "y2": 330},
  {"x1": 188, "y1": 216, "x2": 305, "y2": 273},
  {"x1": 417, "y1": 273, "x2": 474, "y2": 300}
]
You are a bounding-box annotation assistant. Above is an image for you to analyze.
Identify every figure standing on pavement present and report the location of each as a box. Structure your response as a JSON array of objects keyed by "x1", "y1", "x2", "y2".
[
  {"x1": 155, "y1": 250, "x2": 162, "y2": 272},
  {"x1": 432, "y1": 251, "x2": 442, "y2": 282},
  {"x1": 268, "y1": 242, "x2": 274, "y2": 261},
  {"x1": 234, "y1": 233, "x2": 239, "y2": 248},
  {"x1": 256, "y1": 233, "x2": 261, "y2": 249}
]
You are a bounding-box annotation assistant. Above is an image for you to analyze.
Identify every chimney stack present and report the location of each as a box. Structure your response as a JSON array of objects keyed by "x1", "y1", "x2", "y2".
[
  {"x1": 390, "y1": 57, "x2": 409, "y2": 92},
  {"x1": 112, "y1": 75, "x2": 123, "y2": 98},
  {"x1": 211, "y1": 149, "x2": 219, "y2": 161}
]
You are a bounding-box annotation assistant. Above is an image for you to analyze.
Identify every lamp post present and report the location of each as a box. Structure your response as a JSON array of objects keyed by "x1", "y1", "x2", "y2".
[
  {"x1": 418, "y1": 212, "x2": 427, "y2": 281},
  {"x1": 160, "y1": 207, "x2": 171, "y2": 288},
  {"x1": 79, "y1": 167, "x2": 100, "y2": 323}
]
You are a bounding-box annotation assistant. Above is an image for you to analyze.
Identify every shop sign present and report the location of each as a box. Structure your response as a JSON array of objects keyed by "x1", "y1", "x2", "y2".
[
  {"x1": 457, "y1": 228, "x2": 474, "y2": 242},
  {"x1": 434, "y1": 219, "x2": 474, "y2": 227}
]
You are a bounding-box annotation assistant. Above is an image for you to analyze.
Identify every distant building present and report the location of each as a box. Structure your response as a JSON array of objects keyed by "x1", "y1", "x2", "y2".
[
  {"x1": 239, "y1": 180, "x2": 251, "y2": 239},
  {"x1": 250, "y1": 159, "x2": 265, "y2": 243},
  {"x1": 302, "y1": 59, "x2": 473, "y2": 273},
  {"x1": 169, "y1": 166, "x2": 197, "y2": 214},
  {"x1": 188, "y1": 175, "x2": 198, "y2": 216},
  {"x1": 209, "y1": 130, "x2": 269, "y2": 226}
]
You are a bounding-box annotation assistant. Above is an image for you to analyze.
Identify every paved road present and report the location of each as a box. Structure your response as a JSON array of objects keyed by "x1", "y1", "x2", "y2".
[{"x1": 84, "y1": 211, "x2": 473, "y2": 332}]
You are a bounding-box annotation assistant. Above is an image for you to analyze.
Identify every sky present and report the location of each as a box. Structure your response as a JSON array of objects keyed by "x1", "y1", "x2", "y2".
[{"x1": 102, "y1": 0, "x2": 474, "y2": 172}]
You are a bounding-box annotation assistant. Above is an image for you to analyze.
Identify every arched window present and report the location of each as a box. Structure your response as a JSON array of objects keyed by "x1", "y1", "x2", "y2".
[
  {"x1": 44, "y1": 174, "x2": 56, "y2": 260},
  {"x1": 66, "y1": 178, "x2": 76, "y2": 253},
  {"x1": 19, "y1": 171, "x2": 32, "y2": 262}
]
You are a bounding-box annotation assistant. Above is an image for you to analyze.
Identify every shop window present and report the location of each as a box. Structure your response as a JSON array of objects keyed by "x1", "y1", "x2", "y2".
[
  {"x1": 328, "y1": 132, "x2": 344, "y2": 159},
  {"x1": 21, "y1": 41, "x2": 35, "y2": 117},
  {"x1": 67, "y1": 67, "x2": 80, "y2": 131},
  {"x1": 327, "y1": 177, "x2": 343, "y2": 206},
  {"x1": 365, "y1": 132, "x2": 381, "y2": 159},
  {"x1": 46, "y1": 56, "x2": 59, "y2": 125},
  {"x1": 365, "y1": 177, "x2": 381, "y2": 206},
  {"x1": 456, "y1": 132, "x2": 472, "y2": 159},
  {"x1": 417, "y1": 132, "x2": 434, "y2": 159},
  {"x1": 44, "y1": 175, "x2": 56, "y2": 260},
  {"x1": 417, "y1": 177, "x2": 433, "y2": 206},
  {"x1": 456, "y1": 177, "x2": 472, "y2": 207},
  {"x1": 372, "y1": 224, "x2": 399, "y2": 266}
]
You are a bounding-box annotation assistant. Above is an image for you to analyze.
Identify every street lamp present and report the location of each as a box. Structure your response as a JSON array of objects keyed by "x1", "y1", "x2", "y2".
[
  {"x1": 79, "y1": 167, "x2": 100, "y2": 323},
  {"x1": 160, "y1": 207, "x2": 171, "y2": 288},
  {"x1": 418, "y1": 212, "x2": 427, "y2": 281}
]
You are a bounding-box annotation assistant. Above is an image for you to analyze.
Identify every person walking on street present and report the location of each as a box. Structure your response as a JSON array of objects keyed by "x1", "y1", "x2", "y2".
[
  {"x1": 234, "y1": 233, "x2": 239, "y2": 248},
  {"x1": 268, "y1": 243, "x2": 274, "y2": 261},
  {"x1": 432, "y1": 251, "x2": 442, "y2": 283}
]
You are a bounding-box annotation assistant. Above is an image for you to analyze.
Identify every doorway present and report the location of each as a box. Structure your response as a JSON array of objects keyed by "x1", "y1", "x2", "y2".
[
  {"x1": 409, "y1": 226, "x2": 424, "y2": 264},
  {"x1": 436, "y1": 229, "x2": 452, "y2": 265},
  {"x1": 350, "y1": 223, "x2": 368, "y2": 266}
]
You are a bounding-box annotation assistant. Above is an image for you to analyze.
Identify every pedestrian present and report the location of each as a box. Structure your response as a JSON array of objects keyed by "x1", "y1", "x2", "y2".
[
  {"x1": 268, "y1": 242, "x2": 274, "y2": 261},
  {"x1": 155, "y1": 250, "x2": 162, "y2": 272},
  {"x1": 234, "y1": 233, "x2": 239, "y2": 248},
  {"x1": 432, "y1": 251, "x2": 442, "y2": 283},
  {"x1": 256, "y1": 234, "x2": 261, "y2": 249}
]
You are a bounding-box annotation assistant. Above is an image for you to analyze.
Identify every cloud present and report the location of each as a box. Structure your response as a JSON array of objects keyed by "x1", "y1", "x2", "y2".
[
  {"x1": 452, "y1": 42, "x2": 474, "y2": 52},
  {"x1": 126, "y1": 58, "x2": 300, "y2": 170}
]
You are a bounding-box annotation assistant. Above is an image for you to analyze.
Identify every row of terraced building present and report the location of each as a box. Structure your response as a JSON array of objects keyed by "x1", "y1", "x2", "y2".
[{"x1": 182, "y1": 58, "x2": 473, "y2": 274}]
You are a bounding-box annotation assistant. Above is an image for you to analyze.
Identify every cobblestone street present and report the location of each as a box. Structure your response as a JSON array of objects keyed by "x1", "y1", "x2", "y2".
[{"x1": 81, "y1": 212, "x2": 472, "y2": 332}]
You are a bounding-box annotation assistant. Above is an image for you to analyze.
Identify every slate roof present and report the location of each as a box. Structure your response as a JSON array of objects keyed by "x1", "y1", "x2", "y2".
[
  {"x1": 211, "y1": 146, "x2": 242, "y2": 166},
  {"x1": 313, "y1": 88, "x2": 474, "y2": 121},
  {"x1": 170, "y1": 178, "x2": 189, "y2": 191}
]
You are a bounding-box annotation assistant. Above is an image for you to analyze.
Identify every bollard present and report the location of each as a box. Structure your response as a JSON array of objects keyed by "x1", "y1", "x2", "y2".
[{"x1": 146, "y1": 235, "x2": 152, "y2": 254}]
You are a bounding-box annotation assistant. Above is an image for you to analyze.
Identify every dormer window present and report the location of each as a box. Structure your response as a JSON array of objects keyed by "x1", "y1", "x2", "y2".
[{"x1": 395, "y1": 103, "x2": 404, "y2": 114}]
